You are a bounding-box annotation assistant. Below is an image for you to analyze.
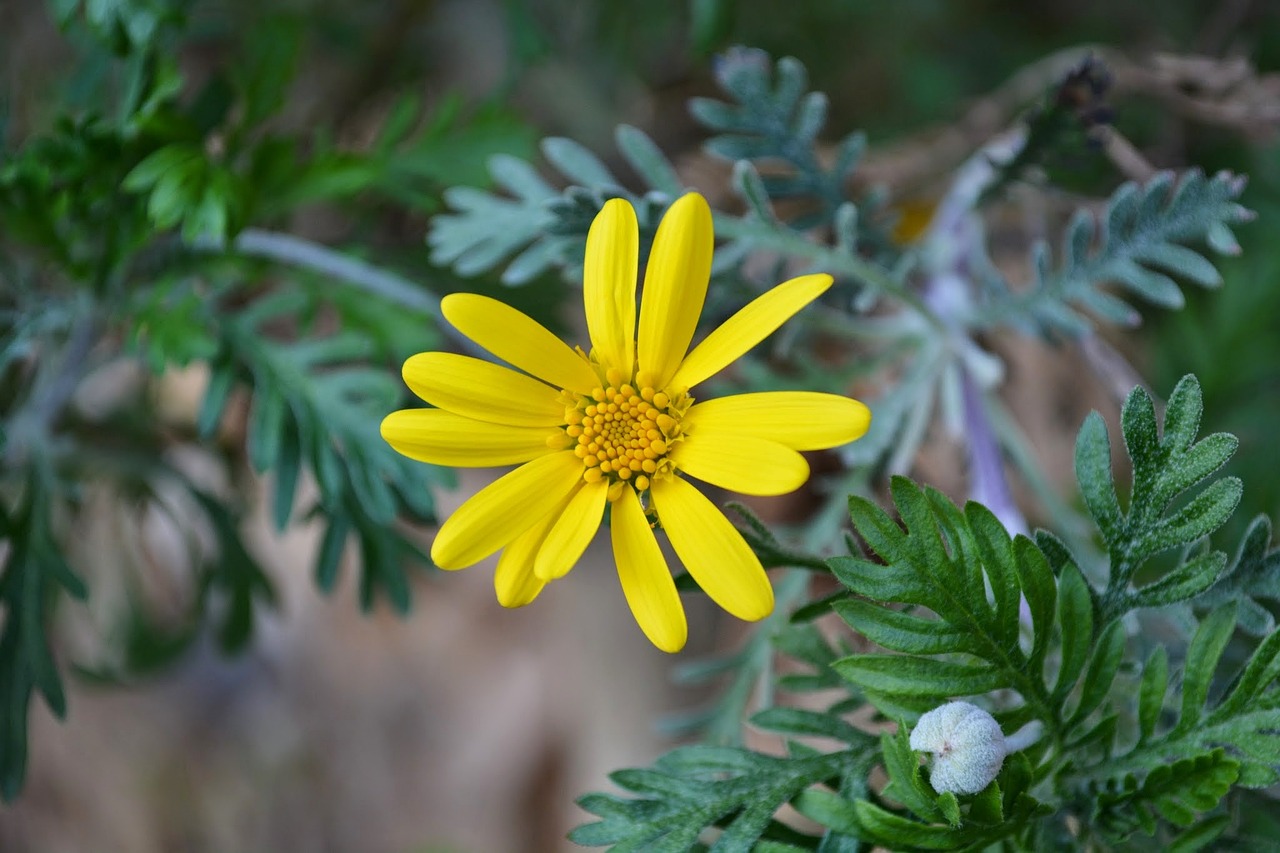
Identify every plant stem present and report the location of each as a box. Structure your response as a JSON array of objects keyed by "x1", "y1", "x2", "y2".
[
  {"x1": 196, "y1": 228, "x2": 441, "y2": 314},
  {"x1": 189, "y1": 228, "x2": 487, "y2": 357}
]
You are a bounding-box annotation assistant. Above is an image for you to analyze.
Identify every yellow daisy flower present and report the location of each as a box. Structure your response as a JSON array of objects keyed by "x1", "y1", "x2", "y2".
[{"x1": 381, "y1": 192, "x2": 870, "y2": 652}]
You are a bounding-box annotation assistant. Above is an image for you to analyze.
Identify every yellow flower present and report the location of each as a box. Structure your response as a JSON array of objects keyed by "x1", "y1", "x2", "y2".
[{"x1": 381, "y1": 193, "x2": 870, "y2": 652}]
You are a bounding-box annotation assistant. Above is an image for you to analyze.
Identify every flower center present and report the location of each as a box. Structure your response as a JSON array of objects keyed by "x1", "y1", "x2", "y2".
[{"x1": 562, "y1": 368, "x2": 689, "y2": 492}]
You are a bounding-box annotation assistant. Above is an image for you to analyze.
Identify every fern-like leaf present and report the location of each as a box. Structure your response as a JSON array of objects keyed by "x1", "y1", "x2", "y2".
[
  {"x1": 689, "y1": 46, "x2": 865, "y2": 230},
  {"x1": 1072, "y1": 374, "x2": 1241, "y2": 624},
  {"x1": 571, "y1": 716, "x2": 877, "y2": 852},
  {"x1": 199, "y1": 290, "x2": 444, "y2": 614},
  {"x1": 829, "y1": 477, "x2": 1070, "y2": 732},
  {"x1": 1191, "y1": 514, "x2": 1280, "y2": 636},
  {"x1": 427, "y1": 129, "x2": 680, "y2": 285},
  {"x1": 1090, "y1": 749, "x2": 1239, "y2": 842},
  {"x1": 991, "y1": 170, "x2": 1253, "y2": 335},
  {"x1": 1075, "y1": 600, "x2": 1280, "y2": 809}
]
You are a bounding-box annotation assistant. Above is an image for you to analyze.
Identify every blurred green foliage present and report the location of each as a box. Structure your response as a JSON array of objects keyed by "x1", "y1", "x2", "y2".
[{"x1": 0, "y1": 0, "x2": 537, "y2": 799}]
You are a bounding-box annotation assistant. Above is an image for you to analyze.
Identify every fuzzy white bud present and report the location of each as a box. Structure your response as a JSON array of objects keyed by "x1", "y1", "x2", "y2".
[{"x1": 908, "y1": 701, "x2": 1007, "y2": 795}]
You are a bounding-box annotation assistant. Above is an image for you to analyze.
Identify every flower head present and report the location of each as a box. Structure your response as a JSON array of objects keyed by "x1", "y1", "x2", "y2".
[{"x1": 381, "y1": 192, "x2": 870, "y2": 651}]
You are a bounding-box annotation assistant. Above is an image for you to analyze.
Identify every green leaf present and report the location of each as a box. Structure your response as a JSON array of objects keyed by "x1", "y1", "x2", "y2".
[
  {"x1": 1138, "y1": 646, "x2": 1169, "y2": 743},
  {"x1": 1073, "y1": 376, "x2": 1243, "y2": 623},
  {"x1": 689, "y1": 48, "x2": 861, "y2": 231},
  {"x1": 1074, "y1": 411, "x2": 1122, "y2": 540},
  {"x1": 1192, "y1": 515, "x2": 1280, "y2": 636},
  {"x1": 750, "y1": 707, "x2": 873, "y2": 747},
  {"x1": 0, "y1": 474, "x2": 87, "y2": 801},
  {"x1": 834, "y1": 655, "x2": 1006, "y2": 698},
  {"x1": 996, "y1": 170, "x2": 1252, "y2": 334},
  {"x1": 1053, "y1": 564, "x2": 1093, "y2": 700},
  {"x1": 246, "y1": 389, "x2": 285, "y2": 472},
  {"x1": 834, "y1": 600, "x2": 975, "y2": 656},
  {"x1": 880, "y1": 727, "x2": 944, "y2": 823},
  {"x1": 615, "y1": 125, "x2": 683, "y2": 196},
  {"x1": 572, "y1": 746, "x2": 876, "y2": 852},
  {"x1": 1013, "y1": 535, "x2": 1056, "y2": 667},
  {"x1": 1091, "y1": 749, "x2": 1239, "y2": 841},
  {"x1": 1067, "y1": 620, "x2": 1125, "y2": 728},
  {"x1": 1176, "y1": 603, "x2": 1237, "y2": 735},
  {"x1": 964, "y1": 502, "x2": 1021, "y2": 649}
]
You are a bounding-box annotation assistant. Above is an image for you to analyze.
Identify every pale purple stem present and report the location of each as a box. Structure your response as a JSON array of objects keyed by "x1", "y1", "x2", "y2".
[{"x1": 960, "y1": 367, "x2": 1027, "y2": 537}]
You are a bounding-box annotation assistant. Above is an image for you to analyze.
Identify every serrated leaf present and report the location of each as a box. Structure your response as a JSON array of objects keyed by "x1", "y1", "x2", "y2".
[{"x1": 1075, "y1": 376, "x2": 1244, "y2": 624}]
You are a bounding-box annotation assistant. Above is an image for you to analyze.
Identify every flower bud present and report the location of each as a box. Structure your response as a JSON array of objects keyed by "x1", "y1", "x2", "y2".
[{"x1": 908, "y1": 701, "x2": 1006, "y2": 795}]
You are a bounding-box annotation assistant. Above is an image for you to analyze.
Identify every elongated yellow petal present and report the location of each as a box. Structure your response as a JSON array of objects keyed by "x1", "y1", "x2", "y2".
[
  {"x1": 432, "y1": 451, "x2": 582, "y2": 569},
  {"x1": 534, "y1": 477, "x2": 608, "y2": 580},
  {"x1": 494, "y1": 494, "x2": 573, "y2": 608},
  {"x1": 638, "y1": 193, "x2": 713, "y2": 388},
  {"x1": 584, "y1": 198, "x2": 638, "y2": 376},
  {"x1": 670, "y1": 433, "x2": 809, "y2": 496},
  {"x1": 611, "y1": 487, "x2": 687, "y2": 652},
  {"x1": 442, "y1": 293, "x2": 599, "y2": 394},
  {"x1": 381, "y1": 408, "x2": 556, "y2": 467},
  {"x1": 683, "y1": 392, "x2": 871, "y2": 450},
  {"x1": 670, "y1": 273, "x2": 832, "y2": 390},
  {"x1": 650, "y1": 476, "x2": 773, "y2": 621},
  {"x1": 403, "y1": 352, "x2": 563, "y2": 427}
]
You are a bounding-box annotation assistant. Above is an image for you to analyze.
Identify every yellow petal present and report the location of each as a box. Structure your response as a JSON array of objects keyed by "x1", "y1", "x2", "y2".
[
  {"x1": 494, "y1": 495, "x2": 573, "y2": 608},
  {"x1": 381, "y1": 408, "x2": 556, "y2": 467},
  {"x1": 683, "y1": 392, "x2": 871, "y2": 450},
  {"x1": 670, "y1": 273, "x2": 832, "y2": 390},
  {"x1": 638, "y1": 193, "x2": 713, "y2": 388},
  {"x1": 402, "y1": 352, "x2": 563, "y2": 427},
  {"x1": 670, "y1": 434, "x2": 809, "y2": 496},
  {"x1": 611, "y1": 487, "x2": 687, "y2": 652},
  {"x1": 432, "y1": 451, "x2": 582, "y2": 569},
  {"x1": 583, "y1": 198, "x2": 638, "y2": 377},
  {"x1": 442, "y1": 293, "x2": 599, "y2": 394},
  {"x1": 650, "y1": 476, "x2": 773, "y2": 621},
  {"x1": 534, "y1": 477, "x2": 608, "y2": 580}
]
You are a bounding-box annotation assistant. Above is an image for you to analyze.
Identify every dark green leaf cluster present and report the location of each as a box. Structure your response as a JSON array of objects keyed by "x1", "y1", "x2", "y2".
[
  {"x1": 198, "y1": 290, "x2": 446, "y2": 613},
  {"x1": 990, "y1": 170, "x2": 1254, "y2": 335},
  {"x1": 795, "y1": 730, "x2": 1050, "y2": 851},
  {"x1": 573, "y1": 709, "x2": 877, "y2": 852}
]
